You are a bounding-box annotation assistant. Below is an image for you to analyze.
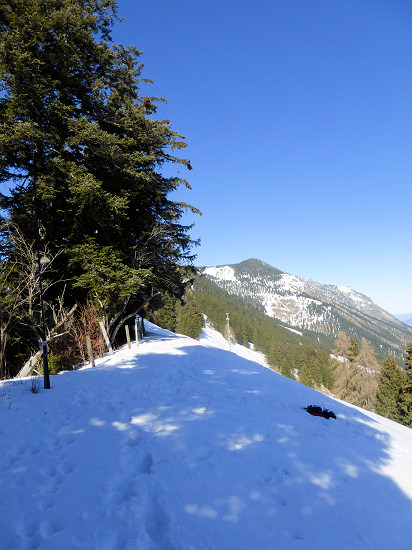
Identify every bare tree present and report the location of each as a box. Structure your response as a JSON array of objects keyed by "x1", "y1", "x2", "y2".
[
  {"x1": 332, "y1": 338, "x2": 380, "y2": 411},
  {"x1": 0, "y1": 225, "x2": 72, "y2": 377}
]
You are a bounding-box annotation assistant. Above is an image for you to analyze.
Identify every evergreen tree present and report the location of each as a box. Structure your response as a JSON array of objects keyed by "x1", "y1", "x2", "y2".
[
  {"x1": 375, "y1": 356, "x2": 403, "y2": 421},
  {"x1": 398, "y1": 342, "x2": 412, "y2": 426},
  {"x1": 151, "y1": 293, "x2": 177, "y2": 333},
  {"x1": 298, "y1": 362, "x2": 315, "y2": 388},
  {"x1": 176, "y1": 300, "x2": 203, "y2": 340},
  {"x1": 0, "y1": 0, "x2": 198, "y2": 373}
]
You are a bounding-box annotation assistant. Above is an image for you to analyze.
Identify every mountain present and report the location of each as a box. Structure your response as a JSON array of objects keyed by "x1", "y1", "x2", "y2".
[
  {"x1": 202, "y1": 258, "x2": 412, "y2": 360},
  {"x1": 2, "y1": 322, "x2": 412, "y2": 549},
  {"x1": 396, "y1": 314, "x2": 412, "y2": 327}
]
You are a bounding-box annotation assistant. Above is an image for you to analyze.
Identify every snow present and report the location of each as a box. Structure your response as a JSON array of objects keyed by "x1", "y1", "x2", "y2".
[
  {"x1": 278, "y1": 273, "x2": 305, "y2": 293},
  {"x1": 202, "y1": 266, "x2": 237, "y2": 282},
  {"x1": 337, "y1": 286, "x2": 365, "y2": 304},
  {"x1": 199, "y1": 324, "x2": 269, "y2": 368},
  {"x1": 283, "y1": 326, "x2": 303, "y2": 336},
  {"x1": 1, "y1": 322, "x2": 412, "y2": 550},
  {"x1": 338, "y1": 285, "x2": 352, "y2": 294},
  {"x1": 330, "y1": 354, "x2": 347, "y2": 363}
]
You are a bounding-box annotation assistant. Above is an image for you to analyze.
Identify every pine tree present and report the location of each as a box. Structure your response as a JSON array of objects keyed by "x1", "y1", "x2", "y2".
[
  {"x1": 0, "y1": 0, "x2": 198, "y2": 373},
  {"x1": 299, "y1": 362, "x2": 315, "y2": 388},
  {"x1": 176, "y1": 301, "x2": 204, "y2": 340},
  {"x1": 398, "y1": 342, "x2": 412, "y2": 426},
  {"x1": 375, "y1": 356, "x2": 403, "y2": 421},
  {"x1": 152, "y1": 293, "x2": 177, "y2": 333}
]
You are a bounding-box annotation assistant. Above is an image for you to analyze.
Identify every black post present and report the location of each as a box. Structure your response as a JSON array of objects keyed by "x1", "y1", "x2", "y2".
[{"x1": 33, "y1": 146, "x2": 50, "y2": 389}]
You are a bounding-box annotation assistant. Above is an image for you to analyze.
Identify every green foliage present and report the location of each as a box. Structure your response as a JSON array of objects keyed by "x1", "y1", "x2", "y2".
[
  {"x1": 151, "y1": 293, "x2": 178, "y2": 333},
  {"x1": 375, "y1": 356, "x2": 403, "y2": 422},
  {"x1": 406, "y1": 342, "x2": 412, "y2": 370},
  {"x1": 69, "y1": 240, "x2": 152, "y2": 321},
  {"x1": 398, "y1": 343, "x2": 412, "y2": 427},
  {"x1": 38, "y1": 354, "x2": 61, "y2": 375},
  {"x1": 0, "y1": 0, "x2": 198, "y2": 375},
  {"x1": 176, "y1": 300, "x2": 204, "y2": 340}
]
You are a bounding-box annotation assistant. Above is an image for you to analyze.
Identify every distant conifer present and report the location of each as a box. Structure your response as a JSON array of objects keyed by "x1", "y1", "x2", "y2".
[
  {"x1": 375, "y1": 357, "x2": 403, "y2": 421},
  {"x1": 176, "y1": 301, "x2": 204, "y2": 340},
  {"x1": 398, "y1": 343, "x2": 412, "y2": 426}
]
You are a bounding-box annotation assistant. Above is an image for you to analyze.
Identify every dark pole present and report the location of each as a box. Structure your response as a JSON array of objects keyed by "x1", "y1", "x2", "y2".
[{"x1": 33, "y1": 146, "x2": 51, "y2": 389}]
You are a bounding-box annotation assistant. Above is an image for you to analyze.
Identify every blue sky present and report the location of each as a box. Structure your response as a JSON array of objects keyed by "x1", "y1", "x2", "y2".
[{"x1": 113, "y1": 0, "x2": 412, "y2": 315}]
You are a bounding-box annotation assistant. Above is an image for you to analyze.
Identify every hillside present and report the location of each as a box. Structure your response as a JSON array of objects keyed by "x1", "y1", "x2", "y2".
[
  {"x1": 202, "y1": 258, "x2": 412, "y2": 361},
  {"x1": 192, "y1": 274, "x2": 336, "y2": 387},
  {"x1": 1, "y1": 323, "x2": 412, "y2": 549}
]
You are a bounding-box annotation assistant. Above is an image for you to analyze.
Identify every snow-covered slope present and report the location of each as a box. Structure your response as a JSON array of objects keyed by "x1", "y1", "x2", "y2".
[
  {"x1": 1, "y1": 323, "x2": 412, "y2": 549},
  {"x1": 202, "y1": 259, "x2": 412, "y2": 357}
]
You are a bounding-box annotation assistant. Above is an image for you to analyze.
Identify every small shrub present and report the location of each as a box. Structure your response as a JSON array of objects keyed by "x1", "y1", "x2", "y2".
[
  {"x1": 37, "y1": 354, "x2": 62, "y2": 375},
  {"x1": 48, "y1": 354, "x2": 62, "y2": 375}
]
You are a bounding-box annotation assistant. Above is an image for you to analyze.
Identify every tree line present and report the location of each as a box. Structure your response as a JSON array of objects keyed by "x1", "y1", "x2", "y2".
[{"x1": 0, "y1": 0, "x2": 198, "y2": 378}]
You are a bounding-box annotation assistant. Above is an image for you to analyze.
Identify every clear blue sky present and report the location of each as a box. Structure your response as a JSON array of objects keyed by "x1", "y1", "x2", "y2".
[{"x1": 113, "y1": 0, "x2": 412, "y2": 315}]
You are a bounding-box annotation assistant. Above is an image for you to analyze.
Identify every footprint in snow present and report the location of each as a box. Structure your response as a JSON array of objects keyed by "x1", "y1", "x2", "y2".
[
  {"x1": 144, "y1": 496, "x2": 176, "y2": 549},
  {"x1": 139, "y1": 451, "x2": 153, "y2": 475},
  {"x1": 39, "y1": 519, "x2": 64, "y2": 538}
]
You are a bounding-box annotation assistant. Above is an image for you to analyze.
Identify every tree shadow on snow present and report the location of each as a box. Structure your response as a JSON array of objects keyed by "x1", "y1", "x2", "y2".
[
  {"x1": 36, "y1": 332, "x2": 412, "y2": 550},
  {"x1": 110, "y1": 340, "x2": 412, "y2": 550}
]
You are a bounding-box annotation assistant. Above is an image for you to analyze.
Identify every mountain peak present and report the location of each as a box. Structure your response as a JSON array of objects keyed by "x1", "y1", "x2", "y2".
[{"x1": 203, "y1": 258, "x2": 412, "y2": 359}]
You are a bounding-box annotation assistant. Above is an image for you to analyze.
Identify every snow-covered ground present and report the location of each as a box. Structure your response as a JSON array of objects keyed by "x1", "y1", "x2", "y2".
[{"x1": 1, "y1": 322, "x2": 412, "y2": 550}]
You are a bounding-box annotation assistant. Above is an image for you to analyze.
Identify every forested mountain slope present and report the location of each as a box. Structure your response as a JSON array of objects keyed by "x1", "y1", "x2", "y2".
[
  {"x1": 202, "y1": 259, "x2": 412, "y2": 361},
  {"x1": 192, "y1": 275, "x2": 335, "y2": 388}
]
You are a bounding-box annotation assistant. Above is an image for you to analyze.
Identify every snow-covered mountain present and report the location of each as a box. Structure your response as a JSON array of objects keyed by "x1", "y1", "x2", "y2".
[
  {"x1": 1, "y1": 322, "x2": 412, "y2": 549},
  {"x1": 202, "y1": 258, "x2": 412, "y2": 357}
]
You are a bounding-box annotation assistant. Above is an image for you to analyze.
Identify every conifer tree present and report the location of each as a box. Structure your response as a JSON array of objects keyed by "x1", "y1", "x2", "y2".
[
  {"x1": 176, "y1": 301, "x2": 203, "y2": 340},
  {"x1": 0, "y1": 0, "x2": 198, "y2": 373},
  {"x1": 152, "y1": 293, "x2": 177, "y2": 333},
  {"x1": 375, "y1": 356, "x2": 403, "y2": 421},
  {"x1": 398, "y1": 343, "x2": 412, "y2": 426}
]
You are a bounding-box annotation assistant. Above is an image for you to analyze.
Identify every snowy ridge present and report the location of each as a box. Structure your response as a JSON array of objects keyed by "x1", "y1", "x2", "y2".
[
  {"x1": 1, "y1": 322, "x2": 412, "y2": 549},
  {"x1": 202, "y1": 259, "x2": 412, "y2": 356}
]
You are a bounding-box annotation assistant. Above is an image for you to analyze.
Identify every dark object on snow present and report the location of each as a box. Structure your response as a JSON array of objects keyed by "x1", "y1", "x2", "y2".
[{"x1": 304, "y1": 405, "x2": 336, "y2": 420}]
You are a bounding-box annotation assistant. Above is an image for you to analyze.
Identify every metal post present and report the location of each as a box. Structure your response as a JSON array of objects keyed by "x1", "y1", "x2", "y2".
[
  {"x1": 134, "y1": 315, "x2": 140, "y2": 346},
  {"x1": 226, "y1": 312, "x2": 231, "y2": 351}
]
